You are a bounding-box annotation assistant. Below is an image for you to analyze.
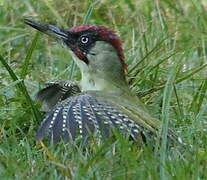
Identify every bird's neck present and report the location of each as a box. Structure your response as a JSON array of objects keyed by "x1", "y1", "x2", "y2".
[
  {"x1": 80, "y1": 70, "x2": 127, "y2": 92},
  {"x1": 73, "y1": 56, "x2": 128, "y2": 92}
]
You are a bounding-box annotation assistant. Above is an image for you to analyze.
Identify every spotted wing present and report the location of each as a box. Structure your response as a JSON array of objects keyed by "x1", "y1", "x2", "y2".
[{"x1": 36, "y1": 93, "x2": 151, "y2": 144}]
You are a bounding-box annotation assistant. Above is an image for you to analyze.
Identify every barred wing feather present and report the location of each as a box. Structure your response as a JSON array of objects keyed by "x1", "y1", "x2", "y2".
[{"x1": 36, "y1": 93, "x2": 150, "y2": 143}]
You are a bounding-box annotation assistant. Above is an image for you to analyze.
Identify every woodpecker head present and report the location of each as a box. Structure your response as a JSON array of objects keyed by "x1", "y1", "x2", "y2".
[{"x1": 25, "y1": 18, "x2": 128, "y2": 91}]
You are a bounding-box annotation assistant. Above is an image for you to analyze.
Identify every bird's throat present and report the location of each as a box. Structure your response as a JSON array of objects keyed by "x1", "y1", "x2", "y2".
[{"x1": 80, "y1": 71, "x2": 122, "y2": 91}]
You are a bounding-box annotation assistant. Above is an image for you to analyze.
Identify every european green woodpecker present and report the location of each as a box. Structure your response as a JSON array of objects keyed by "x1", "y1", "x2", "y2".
[{"x1": 25, "y1": 18, "x2": 180, "y2": 144}]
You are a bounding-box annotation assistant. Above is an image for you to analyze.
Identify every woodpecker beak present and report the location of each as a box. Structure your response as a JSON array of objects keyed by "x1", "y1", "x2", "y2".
[{"x1": 24, "y1": 18, "x2": 68, "y2": 40}]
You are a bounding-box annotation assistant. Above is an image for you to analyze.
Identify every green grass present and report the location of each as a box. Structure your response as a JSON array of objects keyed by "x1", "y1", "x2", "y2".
[{"x1": 1, "y1": 0, "x2": 207, "y2": 179}]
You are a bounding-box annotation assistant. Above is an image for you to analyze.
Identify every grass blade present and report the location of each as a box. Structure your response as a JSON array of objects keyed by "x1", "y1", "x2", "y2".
[
  {"x1": 43, "y1": 0, "x2": 66, "y2": 26},
  {"x1": 0, "y1": 79, "x2": 22, "y2": 95},
  {"x1": 138, "y1": 63, "x2": 207, "y2": 97},
  {"x1": 83, "y1": 0, "x2": 100, "y2": 24},
  {"x1": 128, "y1": 35, "x2": 170, "y2": 74},
  {"x1": 0, "y1": 33, "x2": 27, "y2": 46},
  {"x1": 190, "y1": 79, "x2": 207, "y2": 114},
  {"x1": 20, "y1": 32, "x2": 39, "y2": 79},
  {"x1": 159, "y1": 60, "x2": 180, "y2": 179},
  {"x1": 0, "y1": 55, "x2": 41, "y2": 122},
  {"x1": 176, "y1": 64, "x2": 207, "y2": 84}
]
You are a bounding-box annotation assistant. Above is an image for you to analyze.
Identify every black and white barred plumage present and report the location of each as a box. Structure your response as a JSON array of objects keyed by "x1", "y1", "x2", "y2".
[
  {"x1": 36, "y1": 93, "x2": 152, "y2": 143},
  {"x1": 37, "y1": 81, "x2": 81, "y2": 110}
]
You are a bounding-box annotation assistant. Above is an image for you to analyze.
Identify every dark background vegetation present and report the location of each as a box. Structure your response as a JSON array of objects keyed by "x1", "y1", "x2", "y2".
[{"x1": 0, "y1": 0, "x2": 207, "y2": 179}]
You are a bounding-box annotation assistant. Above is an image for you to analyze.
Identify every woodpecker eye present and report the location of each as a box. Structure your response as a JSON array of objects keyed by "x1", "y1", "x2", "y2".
[{"x1": 80, "y1": 36, "x2": 89, "y2": 44}]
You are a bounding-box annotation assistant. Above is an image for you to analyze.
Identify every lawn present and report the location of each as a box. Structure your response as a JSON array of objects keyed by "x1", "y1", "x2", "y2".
[{"x1": 0, "y1": 0, "x2": 207, "y2": 179}]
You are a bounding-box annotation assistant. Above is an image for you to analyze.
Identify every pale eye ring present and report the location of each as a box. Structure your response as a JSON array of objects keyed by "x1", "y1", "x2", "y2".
[{"x1": 81, "y1": 36, "x2": 89, "y2": 44}]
